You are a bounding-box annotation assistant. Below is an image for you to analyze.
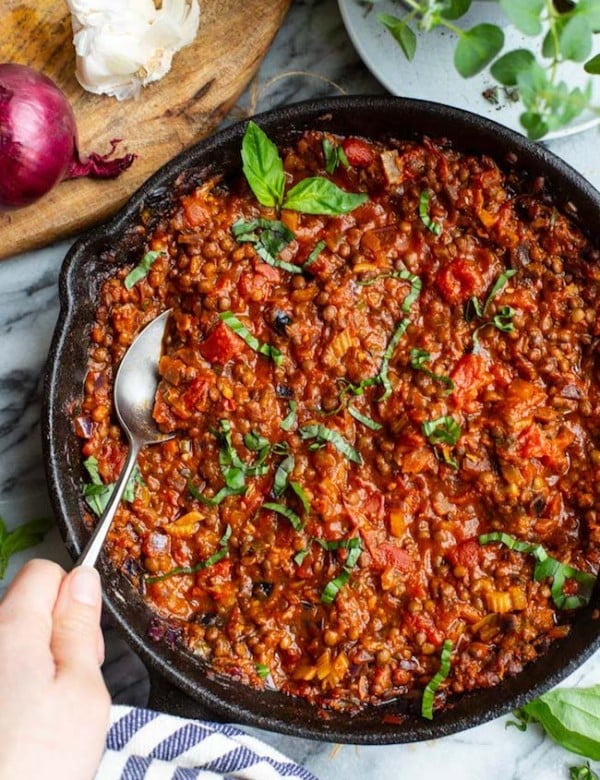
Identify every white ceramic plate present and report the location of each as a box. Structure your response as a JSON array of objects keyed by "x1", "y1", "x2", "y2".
[{"x1": 338, "y1": 0, "x2": 600, "y2": 140}]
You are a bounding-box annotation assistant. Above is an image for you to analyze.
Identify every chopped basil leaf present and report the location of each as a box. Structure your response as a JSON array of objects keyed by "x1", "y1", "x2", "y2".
[
  {"x1": 263, "y1": 501, "x2": 303, "y2": 531},
  {"x1": 189, "y1": 480, "x2": 246, "y2": 506},
  {"x1": 357, "y1": 269, "x2": 422, "y2": 314},
  {"x1": 479, "y1": 532, "x2": 596, "y2": 609},
  {"x1": 421, "y1": 640, "x2": 453, "y2": 719},
  {"x1": 418, "y1": 191, "x2": 442, "y2": 236},
  {"x1": 378, "y1": 318, "x2": 410, "y2": 402},
  {"x1": 293, "y1": 547, "x2": 310, "y2": 566},
  {"x1": 300, "y1": 424, "x2": 362, "y2": 464},
  {"x1": 322, "y1": 138, "x2": 350, "y2": 174},
  {"x1": 282, "y1": 177, "x2": 368, "y2": 216},
  {"x1": 348, "y1": 405, "x2": 383, "y2": 431},
  {"x1": 467, "y1": 270, "x2": 518, "y2": 344},
  {"x1": 83, "y1": 456, "x2": 143, "y2": 516},
  {"x1": 422, "y1": 416, "x2": 461, "y2": 446},
  {"x1": 241, "y1": 120, "x2": 286, "y2": 209},
  {"x1": 409, "y1": 348, "x2": 454, "y2": 390},
  {"x1": 304, "y1": 240, "x2": 326, "y2": 269},
  {"x1": 124, "y1": 250, "x2": 164, "y2": 290},
  {"x1": 289, "y1": 481, "x2": 311, "y2": 515},
  {"x1": 255, "y1": 663, "x2": 271, "y2": 679},
  {"x1": 483, "y1": 269, "x2": 517, "y2": 315},
  {"x1": 220, "y1": 311, "x2": 284, "y2": 366},
  {"x1": 280, "y1": 400, "x2": 298, "y2": 431},
  {"x1": 232, "y1": 218, "x2": 304, "y2": 274},
  {"x1": 0, "y1": 515, "x2": 53, "y2": 580},
  {"x1": 145, "y1": 525, "x2": 231, "y2": 583},
  {"x1": 274, "y1": 455, "x2": 295, "y2": 497},
  {"x1": 272, "y1": 440, "x2": 291, "y2": 456},
  {"x1": 320, "y1": 537, "x2": 363, "y2": 604},
  {"x1": 243, "y1": 431, "x2": 270, "y2": 452}
]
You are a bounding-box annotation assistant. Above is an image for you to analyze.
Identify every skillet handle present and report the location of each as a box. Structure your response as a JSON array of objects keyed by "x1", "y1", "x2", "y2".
[{"x1": 146, "y1": 669, "x2": 226, "y2": 722}]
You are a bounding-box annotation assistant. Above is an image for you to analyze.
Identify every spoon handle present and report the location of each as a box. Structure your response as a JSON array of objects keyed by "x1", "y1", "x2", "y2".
[{"x1": 77, "y1": 440, "x2": 141, "y2": 568}]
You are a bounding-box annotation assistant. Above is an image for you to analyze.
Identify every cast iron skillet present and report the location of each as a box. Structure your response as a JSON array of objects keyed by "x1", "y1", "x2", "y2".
[{"x1": 43, "y1": 96, "x2": 600, "y2": 744}]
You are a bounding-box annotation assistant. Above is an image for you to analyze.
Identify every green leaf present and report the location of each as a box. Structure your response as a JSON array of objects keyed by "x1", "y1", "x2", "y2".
[
  {"x1": 145, "y1": 525, "x2": 231, "y2": 583},
  {"x1": 418, "y1": 190, "x2": 442, "y2": 235},
  {"x1": 243, "y1": 431, "x2": 270, "y2": 452},
  {"x1": 409, "y1": 348, "x2": 454, "y2": 389},
  {"x1": 422, "y1": 416, "x2": 461, "y2": 446},
  {"x1": 0, "y1": 517, "x2": 53, "y2": 579},
  {"x1": 83, "y1": 463, "x2": 143, "y2": 517},
  {"x1": 584, "y1": 53, "x2": 600, "y2": 74},
  {"x1": 256, "y1": 663, "x2": 270, "y2": 679},
  {"x1": 124, "y1": 251, "x2": 164, "y2": 290},
  {"x1": 220, "y1": 311, "x2": 284, "y2": 366},
  {"x1": 241, "y1": 120, "x2": 285, "y2": 209},
  {"x1": 421, "y1": 640, "x2": 454, "y2": 719},
  {"x1": 273, "y1": 454, "x2": 295, "y2": 497},
  {"x1": 304, "y1": 240, "x2": 326, "y2": 270},
  {"x1": 520, "y1": 111, "x2": 550, "y2": 140},
  {"x1": 491, "y1": 49, "x2": 536, "y2": 86},
  {"x1": 348, "y1": 404, "x2": 383, "y2": 431},
  {"x1": 499, "y1": 0, "x2": 544, "y2": 36},
  {"x1": 289, "y1": 481, "x2": 311, "y2": 514},
  {"x1": 282, "y1": 177, "x2": 368, "y2": 215},
  {"x1": 454, "y1": 24, "x2": 505, "y2": 78},
  {"x1": 320, "y1": 537, "x2": 363, "y2": 603},
  {"x1": 559, "y1": 14, "x2": 593, "y2": 62},
  {"x1": 232, "y1": 218, "x2": 303, "y2": 274},
  {"x1": 263, "y1": 501, "x2": 303, "y2": 531},
  {"x1": 575, "y1": 0, "x2": 600, "y2": 29},
  {"x1": 379, "y1": 14, "x2": 417, "y2": 61},
  {"x1": 322, "y1": 139, "x2": 350, "y2": 174},
  {"x1": 299, "y1": 423, "x2": 362, "y2": 464},
  {"x1": 570, "y1": 762, "x2": 599, "y2": 780},
  {"x1": 440, "y1": 0, "x2": 472, "y2": 20},
  {"x1": 378, "y1": 318, "x2": 410, "y2": 402},
  {"x1": 280, "y1": 400, "x2": 298, "y2": 431},
  {"x1": 522, "y1": 686, "x2": 600, "y2": 760}
]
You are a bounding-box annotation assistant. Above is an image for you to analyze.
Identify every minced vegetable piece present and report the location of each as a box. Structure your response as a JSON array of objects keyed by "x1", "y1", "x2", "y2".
[{"x1": 77, "y1": 129, "x2": 599, "y2": 716}]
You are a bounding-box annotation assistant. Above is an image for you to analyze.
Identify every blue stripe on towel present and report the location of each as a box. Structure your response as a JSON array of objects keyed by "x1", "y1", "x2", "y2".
[
  {"x1": 107, "y1": 708, "x2": 160, "y2": 750},
  {"x1": 149, "y1": 722, "x2": 217, "y2": 760},
  {"x1": 121, "y1": 754, "x2": 153, "y2": 779}
]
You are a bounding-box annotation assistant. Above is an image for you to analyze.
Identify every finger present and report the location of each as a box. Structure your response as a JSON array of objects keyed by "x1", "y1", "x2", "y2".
[
  {"x1": 0, "y1": 559, "x2": 65, "y2": 653},
  {"x1": 51, "y1": 566, "x2": 104, "y2": 678}
]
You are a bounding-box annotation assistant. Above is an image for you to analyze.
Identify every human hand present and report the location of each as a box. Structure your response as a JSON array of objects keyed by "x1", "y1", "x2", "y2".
[{"x1": 0, "y1": 560, "x2": 111, "y2": 780}]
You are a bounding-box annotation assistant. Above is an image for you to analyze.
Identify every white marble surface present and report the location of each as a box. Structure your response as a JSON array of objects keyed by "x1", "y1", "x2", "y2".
[{"x1": 0, "y1": 1, "x2": 599, "y2": 778}]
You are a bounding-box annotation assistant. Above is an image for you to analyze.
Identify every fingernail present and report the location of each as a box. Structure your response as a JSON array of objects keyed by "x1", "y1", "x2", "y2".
[{"x1": 69, "y1": 566, "x2": 101, "y2": 606}]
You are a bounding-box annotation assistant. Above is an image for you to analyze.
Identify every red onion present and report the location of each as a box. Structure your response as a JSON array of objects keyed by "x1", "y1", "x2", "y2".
[{"x1": 0, "y1": 63, "x2": 135, "y2": 210}]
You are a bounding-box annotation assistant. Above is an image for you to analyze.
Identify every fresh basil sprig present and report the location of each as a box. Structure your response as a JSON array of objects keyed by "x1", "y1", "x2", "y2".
[
  {"x1": 570, "y1": 763, "x2": 599, "y2": 780},
  {"x1": 509, "y1": 685, "x2": 600, "y2": 760},
  {"x1": 0, "y1": 515, "x2": 53, "y2": 579},
  {"x1": 145, "y1": 525, "x2": 232, "y2": 583},
  {"x1": 479, "y1": 532, "x2": 596, "y2": 609},
  {"x1": 421, "y1": 639, "x2": 454, "y2": 720},
  {"x1": 241, "y1": 121, "x2": 367, "y2": 215},
  {"x1": 124, "y1": 250, "x2": 165, "y2": 290}
]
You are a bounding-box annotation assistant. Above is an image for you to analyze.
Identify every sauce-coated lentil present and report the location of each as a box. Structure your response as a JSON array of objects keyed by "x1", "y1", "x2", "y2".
[{"x1": 78, "y1": 130, "x2": 600, "y2": 715}]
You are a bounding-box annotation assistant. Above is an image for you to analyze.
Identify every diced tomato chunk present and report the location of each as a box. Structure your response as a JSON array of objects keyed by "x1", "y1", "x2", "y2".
[
  {"x1": 435, "y1": 258, "x2": 484, "y2": 305},
  {"x1": 342, "y1": 138, "x2": 375, "y2": 168},
  {"x1": 198, "y1": 321, "x2": 243, "y2": 365},
  {"x1": 181, "y1": 376, "x2": 210, "y2": 411},
  {"x1": 372, "y1": 542, "x2": 411, "y2": 571},
  {"x1": 447, "y1": 539, "x2": 481, "y2": 568}
]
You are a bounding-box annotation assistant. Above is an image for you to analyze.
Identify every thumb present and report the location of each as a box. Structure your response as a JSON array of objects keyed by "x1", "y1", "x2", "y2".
[{"x1": 51, "y1": 566, "x2": 105, "y2": 677}]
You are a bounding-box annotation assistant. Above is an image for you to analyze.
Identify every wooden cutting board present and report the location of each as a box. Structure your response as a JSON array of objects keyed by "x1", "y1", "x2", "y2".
[{"x1": 0, "y1": 0, "x2": 290, "y2": 259}]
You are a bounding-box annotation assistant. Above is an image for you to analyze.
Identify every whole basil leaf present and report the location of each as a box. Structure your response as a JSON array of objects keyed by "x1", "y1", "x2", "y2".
[
  {"x1": 0, "y1": 517, "x2": 53, "y2": 579},
  {"x1": 454, "y1": 24, "x2": 505, "y2": 78},
  {"x1": 282, "y1": 177, "x2": 368, "y2": 215},
  {"x1": 440, "y1": 0, "x2": 472, "y2": 20},
  {"x1": 379, "y1": 13, "x2": 417, "y2": 60},
  {"x1": 499, "y1": 0, "x2": 544, "y2": 36},
  {"x1": 576, "y1": 0, "x2": 600, "y2": 29},
  {"x1": 241, "y1": 121, "x2": 286, "y2": 209},
  {"x1": 520, "y1": 686, "x2": 600, "y2": 760}
]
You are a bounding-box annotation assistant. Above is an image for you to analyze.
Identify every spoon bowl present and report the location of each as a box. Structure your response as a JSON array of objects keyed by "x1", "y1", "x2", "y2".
[{"x1": 77, "y1": 309, "x2": 173, "y2": 568}]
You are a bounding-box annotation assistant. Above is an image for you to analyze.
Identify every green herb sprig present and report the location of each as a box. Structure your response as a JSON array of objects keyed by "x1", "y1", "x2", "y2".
[
  {"x1": 421, "y1": 639, "x2": 454, "y2": 719},
  {"x1": 242, "y1": 121, "x2": 367, "y2": 215},
  {"x1": 479, "y1": 531, "x2": 596, "y2": 609},
  {"x1": 0, "y1": 515, "x2": 53, "y2": 580},
  {"x1": 377, "y1": 0, "x2": 600, "y2": 139}
]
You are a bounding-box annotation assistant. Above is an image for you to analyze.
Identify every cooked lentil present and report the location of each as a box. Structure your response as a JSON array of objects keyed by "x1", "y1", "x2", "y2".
[{"x1": 78, "y1": 129, "x2": 600, "y2": 716}]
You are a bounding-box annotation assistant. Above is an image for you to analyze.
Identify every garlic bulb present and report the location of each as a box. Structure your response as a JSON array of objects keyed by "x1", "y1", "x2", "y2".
[{"x1": 67, "y1": 0, "x2": 201, "y2": 101}]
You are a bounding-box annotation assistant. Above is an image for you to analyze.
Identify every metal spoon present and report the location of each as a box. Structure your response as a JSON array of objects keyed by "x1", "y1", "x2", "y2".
[{"x1": 77, "y1": 309, "x2": 174, "y2": 567}]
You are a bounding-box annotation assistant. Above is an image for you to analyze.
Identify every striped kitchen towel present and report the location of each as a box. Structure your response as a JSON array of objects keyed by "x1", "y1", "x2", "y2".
[{"x1": 95, "y1": 705, "x2": 319, "y2": 780}]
